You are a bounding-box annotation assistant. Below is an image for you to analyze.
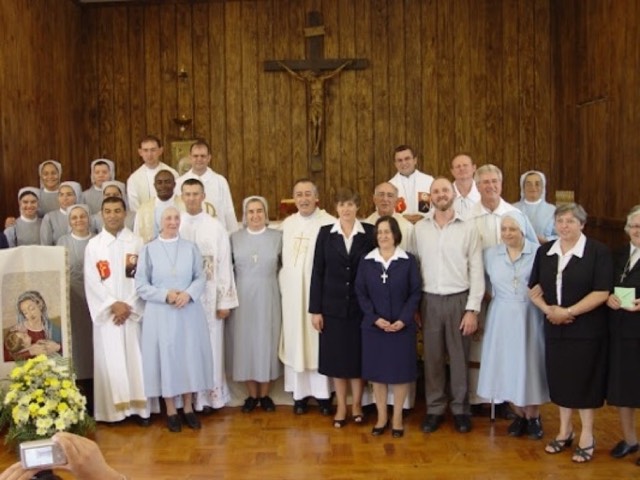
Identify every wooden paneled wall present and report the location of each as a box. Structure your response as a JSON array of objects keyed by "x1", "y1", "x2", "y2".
[
  {"x1": 76, "y1": 0, "x2": 554, "y2": 218},
  {"x1": 1, "y1": 0, "x2": 638, "y2": 239},
  {"x1": 553, "y1": 0, "x2": 640, "y2": 246},
  {"x1": 0, "y1": 0, "x2": 84, "y2": 220}
]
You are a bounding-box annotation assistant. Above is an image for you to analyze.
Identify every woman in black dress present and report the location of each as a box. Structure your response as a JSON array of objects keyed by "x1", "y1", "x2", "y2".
[
  {"x1": 607, "y1": 204, "x2": 640, "y2": 465},
  {"x1": 309, "y1": 188, "x2": 375, "y2": 428},
  {"x1": 529, "y1": 203, "x2": 612, "y2": 463},
  {"x1": 355, "y1": 216, "x2": 421, "y2": 437}
]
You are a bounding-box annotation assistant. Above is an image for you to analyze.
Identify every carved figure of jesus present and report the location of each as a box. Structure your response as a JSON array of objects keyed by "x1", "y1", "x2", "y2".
[{"x1": 278, "y1": 61, "x2": 352, "y2": 155}]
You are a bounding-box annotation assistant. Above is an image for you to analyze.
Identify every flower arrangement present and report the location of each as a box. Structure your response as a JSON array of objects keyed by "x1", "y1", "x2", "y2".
[{"x1": 0, "y1": 354, "x2": 94, "y2": 447}]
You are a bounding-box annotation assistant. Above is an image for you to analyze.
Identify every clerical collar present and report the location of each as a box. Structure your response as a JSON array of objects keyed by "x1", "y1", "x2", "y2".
[
  {"x1": 71, "y1": 232, "x2": 92, "y2": 241},
  {"x1": 59, "y1": 208, "x2": 69, "y2": 215},
  {"x1": 400, "y1": 170, "x2": 417, "y2": 179},
  {"x1": 524, "y1": 198, "x2": 543, "y2": 205},
  {"x1": 247, "y1": 227, "x2": 267, "y2": 235},
  {"x1": 20, "y1": 215, "x2": 38, "y2": 223},
  {"x1": 156, "y1": 197, "x2": 174, "y2": 206},
  {"x1": 144, "y1": 164, "x2": 162, "y2": 172},
  {"x1": 159, "y1": 235, "x2": 179, "y2": 243}
]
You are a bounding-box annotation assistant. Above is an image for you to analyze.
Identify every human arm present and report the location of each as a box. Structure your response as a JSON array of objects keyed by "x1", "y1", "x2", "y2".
[
  {"x1": 53, "y1": 432, "x2": 125, "y2": 480},
  {"x1": 215, "y1": 226, "x2": 239, "y2": 311},
  {"x1": 308, "y1": 227, "x2": 328, "y2": 315}
]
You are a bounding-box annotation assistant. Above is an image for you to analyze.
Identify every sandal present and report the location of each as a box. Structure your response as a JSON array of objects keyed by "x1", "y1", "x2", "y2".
[
  {"x1": 333, "y1": 418, "x2": 347, "y2": 428},
  {"x1": 545, "y1": 432, "x2": 574, "y2": 454},
  {"x1": 572, "y1": 440, "x2": 596, "y2": 463}
]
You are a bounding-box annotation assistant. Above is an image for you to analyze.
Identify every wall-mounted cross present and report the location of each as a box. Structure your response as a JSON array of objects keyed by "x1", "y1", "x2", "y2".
[{"x1": 264, "y1": 11, "x2": 369, "y2": 172}]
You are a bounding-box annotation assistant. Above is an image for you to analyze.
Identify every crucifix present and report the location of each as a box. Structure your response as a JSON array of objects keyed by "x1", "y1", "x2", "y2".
[
  {"x1": 292, "y1": 233, "x2": 310, "y2": 267},
  {"x1": 264, "y1": 11, "x2": 369, "y2": 172},
  {"x1": 381, "y1": 269, "x2": 388, "y2": 284}
]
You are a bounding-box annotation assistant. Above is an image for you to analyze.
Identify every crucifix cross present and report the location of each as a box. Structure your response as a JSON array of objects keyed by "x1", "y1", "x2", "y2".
[
  {"x1": 264, "y1": 11, "x2": 369, "y2": 172},
  {"x1": 381, "y1": 270, "x2": 388, "y2": 284}
]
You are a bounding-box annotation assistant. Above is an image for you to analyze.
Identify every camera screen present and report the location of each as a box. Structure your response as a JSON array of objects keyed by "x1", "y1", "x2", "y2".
[{"x1": 24, "y1": 446, "x2": 53, "y2": 467}]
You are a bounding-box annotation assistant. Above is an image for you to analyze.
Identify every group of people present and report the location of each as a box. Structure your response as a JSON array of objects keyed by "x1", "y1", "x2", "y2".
[{"x1": 2, "y1": 140, "x2": 639, "y2": 468}]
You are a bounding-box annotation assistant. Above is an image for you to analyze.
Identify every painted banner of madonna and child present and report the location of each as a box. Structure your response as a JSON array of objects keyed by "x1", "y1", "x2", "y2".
[{"x1": 0, "y1": 246, "x2": 70, "y2": 377}]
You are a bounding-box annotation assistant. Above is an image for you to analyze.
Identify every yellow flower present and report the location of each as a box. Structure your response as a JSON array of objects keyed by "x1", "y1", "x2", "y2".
[
  {"x1": 57, "y1": 403, "x2": 69, "y2": 414},
  {"x1": 37, "y1": 406, "x2": 50, "y2": 417},
  {"x1": 61, "y1": 380, "x2": 72, "y2": 389}
]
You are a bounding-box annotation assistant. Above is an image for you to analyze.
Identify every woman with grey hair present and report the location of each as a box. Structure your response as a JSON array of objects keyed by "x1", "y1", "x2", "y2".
[
  {"x1": 529, "y1": 203, "x2": 612, "y2": 463},
  {"x1": 607, "y1": 204, "x2": 640, "y2": 465},
  {"x1": 513, "y1": 170, "x2": 557, "y2": 243},
  {"x1": 57, "y1": 204, "x2": 94, "y2": 380},
  {"x1": 227, "y1": 196, "x2": 283, "y2": 412}
]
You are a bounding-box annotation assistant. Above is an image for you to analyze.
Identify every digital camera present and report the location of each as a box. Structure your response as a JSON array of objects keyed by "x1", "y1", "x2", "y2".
[{"x1": 19, "y1": 439, "x2": 67, "y2": 469}]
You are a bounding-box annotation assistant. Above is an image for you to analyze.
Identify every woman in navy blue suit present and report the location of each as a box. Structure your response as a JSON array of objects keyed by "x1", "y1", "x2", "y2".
[
  {"x1": 355, "y1": 216, "x2": 422, "y2": 437},
  {"x1": 309, "y1": 188, "x2": 375, "y2": 428}
]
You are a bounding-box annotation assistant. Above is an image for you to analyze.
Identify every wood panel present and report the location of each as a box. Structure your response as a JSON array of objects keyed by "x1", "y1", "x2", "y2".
[
  {"x1": 0, "y1": 401, "x2": 638, "y2": 479},
  {"x1": 4, "y1": 0, "x2": 638, "y2": 242},
  {"x1": 0, "y1": 0, "x2": 84, "y2": 220}
]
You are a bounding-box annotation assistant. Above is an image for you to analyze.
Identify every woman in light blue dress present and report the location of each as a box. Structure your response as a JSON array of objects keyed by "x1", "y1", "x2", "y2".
[
  {"x1": 513, "y1": 170, "x2": 556, "y2": 244},
  {"x1": 136, "y1": 207, "x2": 214, "y2": 432},
  {"x1": 477, "y1": 210, "x2": 549, "y2": 439}
]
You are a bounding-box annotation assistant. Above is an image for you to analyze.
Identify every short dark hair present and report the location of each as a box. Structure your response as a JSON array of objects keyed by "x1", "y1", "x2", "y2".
[
  {"x1": 102, "y1": 196, "x2": 126, "y2": 211},
  {"x1": 182, "y1": 178, "x2": 205, "y2": 191},
  {"x1": 190, "y1": 139, "x2": 211, "y2": 154},
  {"x1": 375, "y1": 215, "x2": 402, "y2": 247},
  {"x1": 334, "y1": 187, "x2": 360, "y2": 207},
  {"x1": 139, "y1": 134, "x2": 162, "y2": 148},
  {"x1": 394, "y1": 144, "x2": 416, "y2": 158},
  {"x1": 154, "y1": 169, "x2": 175, "y2": 182}
]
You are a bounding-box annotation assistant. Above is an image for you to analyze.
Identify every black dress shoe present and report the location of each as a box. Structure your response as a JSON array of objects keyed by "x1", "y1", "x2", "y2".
[
  {"x1": 167, "y1": 414, "x2": 182, "y2": 433},
  {"x1": 242, "y1": 397, "x2": 259, "y2": 413},
  {"x1": 527, "y1": 416, "x2": 543, "y2": 440},
  {"x1": 200, "y1": 406, "x2": 217, "y2": 416},
  {"x1": 610, "y1": 440, "x2": 639, "y2": 458},
  {"x1": 507, "y1": 415, "x2": 528, "y2": 437},
  {"x1": 494, "y1": 402, "x2": 516, "y2": 420},
  {"x1": 317, "y1": 398, "x2": 333, "y2": 416},
  {"x1": 260, "y1": 396, "x2": 276, "y2": 412},
  {"x1": 183, "y1": 412, "x2": 201, "y2": 430},
  {"x1": 453, "y1": 414, "x2": 472, "y2": 433},
  {"x1": 135, "y1": 415, "x2": 151, "y2": 427},
  {"x1": 392, "y1": 428, "x2": 404, "y2": 438},
  {"x1": 293, "y1": 399, "x2": 309, "y2": 415},
  {"x1": 371, "y1": 422, "x2": 389, "y2": 436},
  {"x1": 421, "y1": 414, "x2": 444, "y2": 433}
]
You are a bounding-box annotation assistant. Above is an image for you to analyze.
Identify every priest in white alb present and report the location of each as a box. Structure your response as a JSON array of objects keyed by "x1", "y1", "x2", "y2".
[
  {"x1": 126, "y1": 135, "x2": 178, "y2": 212},
  {"x1": 278, "y1": 179, "x2": 335, "y2": 415},
  {"x1": 84, "y1": 196, "x2": 155, "y2": 424},
  {"x1": 179, "y1": 178, "x2": 238, "y2": 412},
  {"x1": 174, "y1": 139, "x2": 238, "y2": 233}
]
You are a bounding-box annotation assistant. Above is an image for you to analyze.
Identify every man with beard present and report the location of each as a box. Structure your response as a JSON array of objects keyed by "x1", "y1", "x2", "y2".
[
  {"x1": 414, "y1": 177, "x2": 484, "y2": 434},
  {"x1": 133, "y1": 169, "x2": 185, "y2": 244},
  {"x1": 278, "y1": 179, "x2": 336, "y2": 415}
]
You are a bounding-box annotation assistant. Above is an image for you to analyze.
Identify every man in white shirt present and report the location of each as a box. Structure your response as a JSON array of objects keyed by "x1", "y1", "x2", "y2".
[
  {"x1": 175, "y1": 139, "x2": 238, "y2": 233},
  {"x1": 126, "y1": 135, "x2": 178, "y2": 212},
  {"x1": 84, "y1": 197, "x2": 154, "y2": 424},
  {"x1": 278, "y1": 179, "x2": 335, "y2": 415},
  {"x1": 388, "y1": 145, "x2": 434, "y2": 224},
  {"x1": 415, "y1": 177, "x2": 484, "y2": 434},
  {"x1": 364, "y1": 182, "x2": 416, "y2": 254},
  {"x1": 451, "y1": 153, "x2": 481, "y2": 219},
  {"x1": 134, "y1": 169, "x2": 185, "y2": 243}
]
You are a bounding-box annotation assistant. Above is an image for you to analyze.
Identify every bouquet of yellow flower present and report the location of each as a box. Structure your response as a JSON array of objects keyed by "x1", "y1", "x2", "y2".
[{"x1": 0, "y1": 354, "x2": 94, "y2": 447}]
